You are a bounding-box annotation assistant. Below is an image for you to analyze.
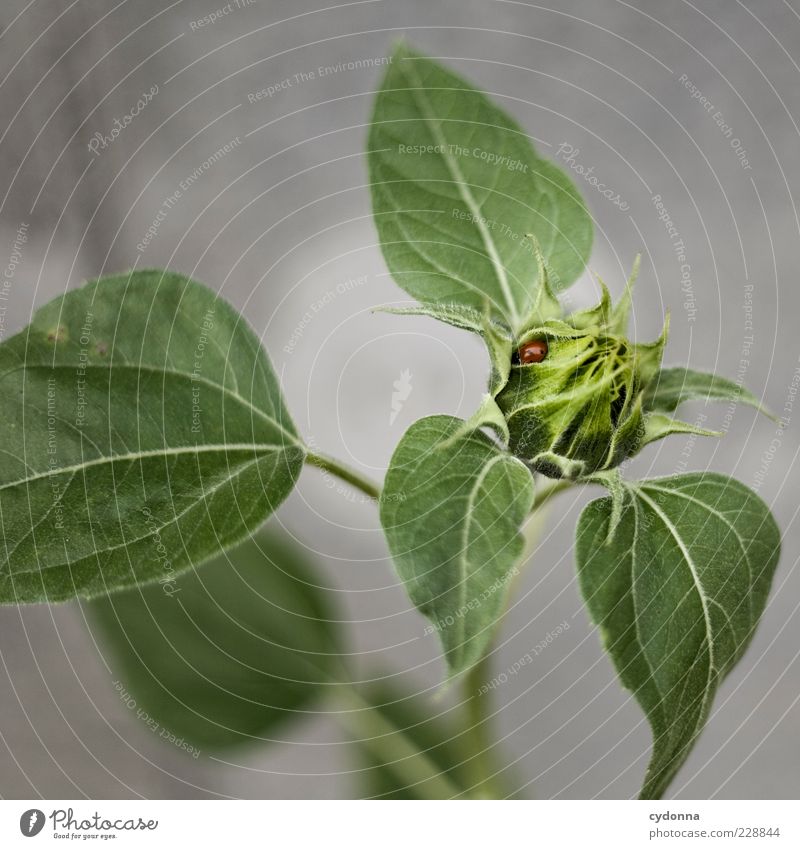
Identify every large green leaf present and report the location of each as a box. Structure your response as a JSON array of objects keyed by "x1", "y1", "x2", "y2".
[
  {"x1": 644, "y1": 366, "x2": 769, "y2": 416},
  {"x1": 90, "y1": 530, "x2": 340, "y2": 749},
  {"x1": 576, "y1": 473, "x2": 780, "y2": 799},
  {"x1": 381, "y1": 415, "x2": 534, "y2": 678},
  {"x1": 368, "y1": 43, "x2": 592, "y2": 332},
  {"x1": 0, "y1": 270, "x2": 304, "y2": 603}
]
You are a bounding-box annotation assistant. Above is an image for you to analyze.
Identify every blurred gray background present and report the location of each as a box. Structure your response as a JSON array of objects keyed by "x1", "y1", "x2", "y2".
[{"x1": 1, "y1": 0, "x2": 798, "y2": 799}]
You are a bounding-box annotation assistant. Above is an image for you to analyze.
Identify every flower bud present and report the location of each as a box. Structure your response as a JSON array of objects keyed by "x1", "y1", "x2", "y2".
[{"x1": 494, "y1": 258, "x2": 668, "y2": 479}]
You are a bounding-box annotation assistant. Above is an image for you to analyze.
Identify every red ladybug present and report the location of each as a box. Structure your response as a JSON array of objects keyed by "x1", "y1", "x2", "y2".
[{"x1": 518, "y1": 338, "x2": 548, "y2": 364}]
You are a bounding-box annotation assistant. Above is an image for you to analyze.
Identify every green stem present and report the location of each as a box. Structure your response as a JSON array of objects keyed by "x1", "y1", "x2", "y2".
[
  {"x1": 306, "y1": 452, "x2": 382, "y2": 501},
  {"x1": 336, "y1": 685, "x2": 466, "y2": 799},
  {"x1": 459, "y1": 486, "x2": 568, "y2": 798},
  {"x1": 462, "y1": 656, "x2": 505, "y2": 798},
  {"x1": 531, "y1": 477, "x2": 573, "y2": 511}
]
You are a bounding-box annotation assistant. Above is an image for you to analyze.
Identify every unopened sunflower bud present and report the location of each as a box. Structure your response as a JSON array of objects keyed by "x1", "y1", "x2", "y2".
[
  {"x1": 494, "y1": 256, "x2": 669, "y2": 479},
  {"x1": 497, "y1": 323, "x2": 656, "y2": 478}
]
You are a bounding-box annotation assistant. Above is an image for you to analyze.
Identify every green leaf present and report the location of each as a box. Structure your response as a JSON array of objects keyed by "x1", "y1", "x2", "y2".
[
  {"x1": 0, "y1": 270, "x2": 304, "y2": 603},
  {"x1": 381, "y1": 415, "x2": 534, "y2": 678},
  {"x1": 576, "y1": 473, "x2": 780, "y2": 799},
  {"x1": 644, "y1": 366, "x2": 771, "y2": 417},
  {"x1": 90, "y1": 529, "x2": 340, "y2": 750},
  {"x1": 368, "y1": 43, "x2": 592, "y2": 332}
]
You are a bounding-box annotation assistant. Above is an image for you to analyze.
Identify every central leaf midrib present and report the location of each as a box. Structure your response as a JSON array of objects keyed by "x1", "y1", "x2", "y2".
[
  {"x1": 0, "y1": 442, "x2": 295, "y2": 493},
  {"x1": 455, "y1": 453, "x2": 509, "y2": 661},
  {"x1": 641, "y1": 480, "x2": 756, "y2": 631},
  {"x1": 398, "y1": 59, "x2": 520, "y2": 327},
  {"x1": 628, "y1": 492, "x2": 669, "y2": 725},
  {"x1": 632, "y1": 487, "x2": 717, "y2": 746}
]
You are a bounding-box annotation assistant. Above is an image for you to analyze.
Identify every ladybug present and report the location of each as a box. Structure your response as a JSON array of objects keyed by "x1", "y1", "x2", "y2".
[{"x1": 517, "y1": 338, "x2": 548, "y2": 364}]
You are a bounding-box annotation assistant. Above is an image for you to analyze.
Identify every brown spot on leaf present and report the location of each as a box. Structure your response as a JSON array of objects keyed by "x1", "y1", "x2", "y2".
[{"x1": 46, "y1": 326, "x2": 68, "y2": 344}]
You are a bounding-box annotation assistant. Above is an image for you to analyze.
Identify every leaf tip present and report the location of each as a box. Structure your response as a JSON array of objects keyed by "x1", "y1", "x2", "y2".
[{"x1": 389, "y1": 38, "x2": 414, "y2": 62}]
